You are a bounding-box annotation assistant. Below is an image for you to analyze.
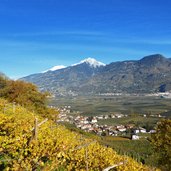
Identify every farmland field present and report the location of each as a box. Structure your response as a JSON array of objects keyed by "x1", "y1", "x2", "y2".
[
  {"x1": 99, "y1": 136, "x2": 156, "y2": 167},
  {"x1": 50, "y1": 95, "x2": 171, "y2": 117},
  {"x1": 97, "y1": 115, "x2": 160, "y2": 127}
]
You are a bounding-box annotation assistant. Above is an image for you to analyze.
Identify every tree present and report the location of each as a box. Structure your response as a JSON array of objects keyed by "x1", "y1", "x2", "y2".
[
  {"x1": 151, "y1": 119, "x2": 171, "y2": 171},
  {"x1": 0, "y1": 76, "x2": 57, "y2": 118},
  {"x1": 2, "y1": 80, "x2": 47, "y2": 109}
]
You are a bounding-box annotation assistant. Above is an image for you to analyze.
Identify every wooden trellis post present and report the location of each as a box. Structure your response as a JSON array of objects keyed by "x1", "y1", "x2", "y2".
[
  {"x1": 34, "y1": 118, "x2": 38, "y2": 140},
  {"x1": 31, "y1": 118, "x2": 48, "y2": 141}
]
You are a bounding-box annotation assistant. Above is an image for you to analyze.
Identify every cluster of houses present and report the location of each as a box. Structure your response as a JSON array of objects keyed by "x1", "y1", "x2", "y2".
[
  {"x1": 56, "y1": 107, "x2": 157, "y2": 140},
  {"x1": 56, "y1": 106, "x2": 72, "y2": 122},
  {"x1": 72, "y1": 115, "x2": 152, "y2": 140},
  {"x1": 96, "y1": 113, "x2": 127, "y2": 119}
]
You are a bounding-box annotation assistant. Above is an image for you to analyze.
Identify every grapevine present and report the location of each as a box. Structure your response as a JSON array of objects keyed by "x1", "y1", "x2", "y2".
[{"x1": 0, "y1": 98, "x2": 159, "y2": 170}]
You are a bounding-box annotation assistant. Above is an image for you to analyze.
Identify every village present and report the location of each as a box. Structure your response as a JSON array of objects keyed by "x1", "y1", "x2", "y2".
[{"x1": 54, "y1": 105, "x2": 162, "y2": 140}]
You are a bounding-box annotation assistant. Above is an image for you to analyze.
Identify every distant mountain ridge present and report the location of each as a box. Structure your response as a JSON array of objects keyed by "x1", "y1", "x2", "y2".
[
  {"x1": 21, "y1": 54, "x2": 171, "y2": 96},
  {"x1": 43, "y1": 57, "x2": 105, "y2": 73}
]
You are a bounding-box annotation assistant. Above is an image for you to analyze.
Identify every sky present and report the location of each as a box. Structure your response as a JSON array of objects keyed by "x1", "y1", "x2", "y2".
[{"x1": 0, "y1": 0, "x2": 171, "y2": 79}]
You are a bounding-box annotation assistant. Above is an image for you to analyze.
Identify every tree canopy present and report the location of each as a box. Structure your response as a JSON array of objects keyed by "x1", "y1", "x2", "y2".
[
  {"x1": 0, "y1": 75, "x2": 56, "y2": 119},
  {"x1": 151, "y1": 119, "x2": 171, "y2": 171}
]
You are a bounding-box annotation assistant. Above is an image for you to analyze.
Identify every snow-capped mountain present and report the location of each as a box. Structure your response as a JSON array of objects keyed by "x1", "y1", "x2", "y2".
[
  {"x1": 43, "y1": 65, "x2": 66, "y2": 73},
  {"x1": 43, "y1": 58, "x2": 105, "y2": 73},
  {"x1": 21, "y1": 54, "x2": 171, "y2": 96},
  {"x1": 72, "y1": 58, "x2": 106, "y2": 68},
  {"x1": 21, "y1": 57, "x2": 105, "y2": 96}
]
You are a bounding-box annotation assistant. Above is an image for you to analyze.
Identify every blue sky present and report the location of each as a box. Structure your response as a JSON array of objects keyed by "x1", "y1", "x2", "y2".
[{"x1": 0, "y1": 0, "x2": 171, "y2": 79}]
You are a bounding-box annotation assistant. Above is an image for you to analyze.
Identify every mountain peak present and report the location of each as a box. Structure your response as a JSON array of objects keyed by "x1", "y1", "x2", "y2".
[
  {"x1": 140, "y1": 54, "x2": 166, "y2": 61},
  {"x1": 139, "y1": 54, "x2": 168, "y2": 65},
  {"x1": 73, "y1": 57, "x2": 106, "y2": 68}
]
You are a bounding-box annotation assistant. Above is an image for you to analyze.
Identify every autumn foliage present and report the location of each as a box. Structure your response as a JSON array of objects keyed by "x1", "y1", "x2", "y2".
[
  {"x1": 0, "y1": 75, "x2": 57, "y2": 119},
  {"x1": 151, "y1": 119, "x2": 171, "y2": 171},
  {"x1": 0, "y1": 99, "x2": 157, "y2": 171}
]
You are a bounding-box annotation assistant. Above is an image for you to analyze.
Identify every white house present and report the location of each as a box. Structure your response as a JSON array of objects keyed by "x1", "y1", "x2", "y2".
[
  {"x1": 132, "y1": 135, "x2": 139, "y2": 140},
  {"x1": 97, "y1": 115, "x2": 103, "y2": 119},
  {"x1": 91, "y1": 118, "x2": 97, "y2": 123},
  {"x1": 134, "y1": 129, "x2": 140, "y2": 134},
  {"x1": 139, "y1": 127, "x2": 147, "y2": 133},
  {"x1": 149, "y1": 130, "x2": 156, "y2": 133}
]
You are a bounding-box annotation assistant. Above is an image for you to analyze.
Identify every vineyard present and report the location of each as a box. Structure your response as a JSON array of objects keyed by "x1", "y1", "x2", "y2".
[{"x1": 0, "y1": 98, "x2": 159, "y2": 171}]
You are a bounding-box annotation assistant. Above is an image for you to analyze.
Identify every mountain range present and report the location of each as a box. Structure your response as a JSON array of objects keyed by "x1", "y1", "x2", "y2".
[{"x1": 21, "y1": 54, "x2": 171, "y2": 96}]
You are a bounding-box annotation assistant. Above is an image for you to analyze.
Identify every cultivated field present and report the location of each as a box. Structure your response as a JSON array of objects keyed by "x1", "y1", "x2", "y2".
[{"x1": 50, "y1": 95, "x2": 171, "y2": 117}]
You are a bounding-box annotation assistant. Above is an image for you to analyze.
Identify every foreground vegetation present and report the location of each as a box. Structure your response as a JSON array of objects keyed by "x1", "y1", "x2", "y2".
[
  {"x1": 0, "y1": 98, "x2": 154, "y2": 170},
  {"x1": 151, "y1": 119, "x2": 171, "y2": 171}
]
